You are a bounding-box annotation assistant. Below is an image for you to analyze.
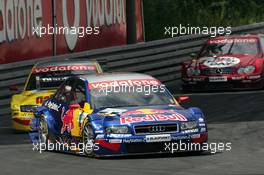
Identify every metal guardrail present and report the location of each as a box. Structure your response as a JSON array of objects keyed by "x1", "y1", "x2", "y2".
[{"x1": 1, "y1": 22, "x2": 264, "y2": 116}]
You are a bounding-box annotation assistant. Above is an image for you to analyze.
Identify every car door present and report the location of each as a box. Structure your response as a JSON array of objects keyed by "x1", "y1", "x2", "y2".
[
  {"x1": 50, "y1": 78, "x2": 76, "y2": 136},
  {"x1": 69, "y1": 78, "x2": 91, "y2": 137}
]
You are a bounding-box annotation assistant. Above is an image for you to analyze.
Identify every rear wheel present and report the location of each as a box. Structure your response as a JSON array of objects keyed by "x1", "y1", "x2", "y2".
[{"x1": 82, "y1": 123, "x2": 95, "y2": 157}]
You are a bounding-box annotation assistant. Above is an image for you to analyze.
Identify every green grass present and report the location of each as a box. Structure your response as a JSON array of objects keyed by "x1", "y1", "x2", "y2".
[{"x1": 143, "y1": 0, "x2": 264, "y2": 41}]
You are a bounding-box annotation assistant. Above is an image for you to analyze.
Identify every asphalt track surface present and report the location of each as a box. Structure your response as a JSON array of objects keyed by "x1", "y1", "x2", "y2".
[{"x1": 0, "y1": 90, "x2": 264, "y2": 175}]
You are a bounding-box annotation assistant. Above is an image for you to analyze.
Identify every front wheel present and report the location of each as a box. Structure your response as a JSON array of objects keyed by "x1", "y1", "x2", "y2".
[
  {"x1": 82, "y1": 123, "x2": 95, "y2": 157},
  {"x1": 38, "y1": 115, "x2": 49, "y2": 151}
]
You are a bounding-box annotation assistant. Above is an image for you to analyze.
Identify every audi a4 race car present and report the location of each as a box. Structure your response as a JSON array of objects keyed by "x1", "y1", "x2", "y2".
[
  {"x1": 182, "y1": 34, "x2": 264, "y2": 91},
  {"x1": 10, "y1": 59, "x2": 103, "y2": 131},
  {"x1": 35, "y1": 73, "x2": 208, "y2": 157}
]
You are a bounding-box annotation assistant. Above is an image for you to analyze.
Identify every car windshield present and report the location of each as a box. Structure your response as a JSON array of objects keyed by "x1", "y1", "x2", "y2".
[
  {"x1": 90, "y1": 85, "x2": 176, "y2": 109},
  {"x1": 200, "y1": 38, "x2": 259, "y2": 57},
  {"x1": 26, "y1": 69, "x2": 97, "y2": 90}
]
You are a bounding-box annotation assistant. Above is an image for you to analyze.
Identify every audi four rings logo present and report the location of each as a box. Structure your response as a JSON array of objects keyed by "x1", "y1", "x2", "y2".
[
  {"x1": 149, "y1": 126, "x2": 166, "y2": 132},
  {"x1": 215, "y1": 68, "x2": 223, "y2": 74}
]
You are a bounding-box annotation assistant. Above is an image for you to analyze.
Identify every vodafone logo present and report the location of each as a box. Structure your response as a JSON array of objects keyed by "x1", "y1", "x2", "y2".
[
  {"x1": 120, "y1": 114, "x2": 187, "y2": 124},
  {"x1": 0, "y1": 0, "x2": 125, "y2": 51},
  {"x1": 62, "y1": 0, "x2": 126, "y2": 50},
  {"x1": 0, "y1": 0, "x2": 42, "y2": 43},
  {"x1": 209, "y1": 38, "x2": 257, "y2": 44},
  {"x1": 89, "y1": 79, "x2": 161, "y2": 89},
  {"x1": 33, "y1": 65, "x2": 96, "y2": 73}
]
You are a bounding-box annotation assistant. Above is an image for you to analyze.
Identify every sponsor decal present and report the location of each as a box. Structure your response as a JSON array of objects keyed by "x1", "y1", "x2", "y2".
[
  {"x1": 209, "y1": 38, "x2": 257, "y2": 44},
  {"x1": 200, "y1": 56, "x2": 240, "y2": 68},
  {"x1": 209, "y1": 76, "x2": 228, "y2": 82},
  {"x1": 89, "y1": 79, "x2": 161, "y2": 89},
  {"x1": 109, "y1": 139, "x2": 122, "y2": 144},
  {"x1": 99, "y1": 108, "x2": 127, "y2": 115},
  {"x1": 93, "y1": 124, "x2": 103, "y2": 130},
  {"x1": 121, "y1": 109, "x2": 175, "y2": 117},
  {"x1": 182, "y1": 128, "x2": 199, "y2": 134},
  {"x1": 39, "y1": 77, "x2": 68, "y2": 83},
  {"x1": 21, "y1": 113, "x2": 33, "y2": 117},
  {"x1": 199, "y1": 123, "x2": 206, "y2": 127},
  {"x1": 191, "y1": 134, "x2": 201, "y2": 139},
  {"x1": 96, "y1": 134, "x2": 105, "y2": 139},
  {"x1": 36, "y1": 95, "x2": 52, "y2": 104},
  {"x1": 122, "y1": 138, "x2": 144, "y2": 143},
  {"x1": 200, "y1": 128, "x2": 207, "y2": 132},
  {"x1": 61, "y1": 107, "x2": 74, "y2": 134},
  {"x1": 45, "y1": 101, "x2": 61, "y2": 111},
  {"x1": 33, "y1": 65, "x2": 96, "y2": 74},
  {"x1": 145, "y1": 134, "x2": 171, "y2": 143},
  {"x1": 171, "y1": 135, "x2": 191, "y2": 140},
  {"x1": 120, "y1": 113, "x2": 187, "y2": 124},
  {"x1": 94, "y1": 130, "x2": 104, "y2": 134},
  {"x1": 108, "y1": 134, "x2": 132, "y2": 138}
]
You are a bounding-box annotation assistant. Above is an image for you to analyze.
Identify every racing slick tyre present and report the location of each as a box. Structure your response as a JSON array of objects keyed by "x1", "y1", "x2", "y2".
[
  {"x1": 38, "y1": 115, "x2": 49, "y2": 151},
  {"x1": 82, "y1": 123, "x2": 95, "y2": 157}
]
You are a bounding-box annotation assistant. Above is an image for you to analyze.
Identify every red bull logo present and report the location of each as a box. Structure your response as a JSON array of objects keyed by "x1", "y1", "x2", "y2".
[
  {"x1": 61, "y1": 107, "x2": 74, "y2": 134},
  {"x1": 121, "y1": 109, "x2": 175, "y2": 117},
  {"x1": 120, "y1": 114, "x2": 187, "y2": 124}
]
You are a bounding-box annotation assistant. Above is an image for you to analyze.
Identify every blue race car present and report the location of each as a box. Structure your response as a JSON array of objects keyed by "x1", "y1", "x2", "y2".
[{"x1": 35, "y1": 73, "x2": 208, "y2": 157}]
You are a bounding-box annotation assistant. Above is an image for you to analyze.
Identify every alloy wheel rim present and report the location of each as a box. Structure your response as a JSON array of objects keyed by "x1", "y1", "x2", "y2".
[
  {"x1": 83, "y1": 125, "x2": 94, "y2": 155},
  {"x1": 39, "y1": 118, "x2": 48, "y2": 144}
]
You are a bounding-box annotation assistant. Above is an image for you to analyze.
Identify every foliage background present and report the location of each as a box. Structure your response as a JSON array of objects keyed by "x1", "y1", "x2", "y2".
[{"x1": 143, "y1": 0, "x2": 264, "y2": 41}]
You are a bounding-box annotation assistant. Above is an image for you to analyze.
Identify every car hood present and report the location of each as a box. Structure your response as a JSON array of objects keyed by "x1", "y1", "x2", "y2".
[
  {"x1": 11, "y1": 90, "x2": 55, "y2": 106},
  {"x1": 93, "y1": 105, "x2": 197, "y2": 127},
  {"x1": 198, "y1": 54, "x2": 259, "y2": 68}
]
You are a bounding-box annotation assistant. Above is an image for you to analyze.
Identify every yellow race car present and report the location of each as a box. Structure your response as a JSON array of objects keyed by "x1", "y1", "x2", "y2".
[{"x1": 10, "y1": 59, "x2": 103, "y2": 132}]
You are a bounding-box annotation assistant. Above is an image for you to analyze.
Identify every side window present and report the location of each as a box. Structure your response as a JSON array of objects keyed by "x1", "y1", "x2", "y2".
[
  {"x1": 74, "y1": 79, "x2": 87, "y2": 108},
  {"x1": 54, "y1": 78, "x2": 75, "y2": 104},
  {"x1": 54, "y1": 82, "x2": 65, "y2": 100}
]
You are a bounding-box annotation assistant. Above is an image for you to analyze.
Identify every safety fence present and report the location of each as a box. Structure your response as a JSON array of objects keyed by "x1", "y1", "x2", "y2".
[{"x1": 1, "y1": 22, "x2": 264, "y2": 116}]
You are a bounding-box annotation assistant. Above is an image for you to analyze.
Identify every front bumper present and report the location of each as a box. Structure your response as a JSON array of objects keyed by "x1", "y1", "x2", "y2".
[
  {"x1": 93, "y1": 131, "x2": 208, "y2": 156},
  {"x1": 182, "y1": 75, "x2": 263, "y2": 91},
  {"x1": 12, "y1": 111, "x2": 37, "y2": 132}
]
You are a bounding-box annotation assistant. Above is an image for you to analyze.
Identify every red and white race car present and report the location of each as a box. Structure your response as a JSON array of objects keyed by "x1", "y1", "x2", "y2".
[{"x1": 181, "y1": 34, "x2": 264, "y2": 91}]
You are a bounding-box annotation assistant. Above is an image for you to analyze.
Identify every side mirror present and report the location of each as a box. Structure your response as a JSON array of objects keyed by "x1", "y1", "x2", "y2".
[
  {"x1": 83, "y1": 103, "x2": 93, "y2": 113},
  {"x1": 9, "y1": 85, "x2": 20, "y2": 94},
  {"x1": 177, "y1": 96, "x2": 190, "y2": 103},
  {"x1": 190, "y1": 53, "x2": 198, "y2": 59}
]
